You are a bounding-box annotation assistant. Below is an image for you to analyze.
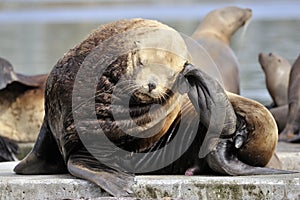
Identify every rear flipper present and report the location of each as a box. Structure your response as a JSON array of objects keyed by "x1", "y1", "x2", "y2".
[
  {"x1": 67, "y1": 150, "x2": 134, "y2": 197},
  {"x1": 206, "y1": 138, "x2": 297, "y2": 175},
  {"x1": 14, "y1": 118, "x2": 67, "y2": 174},
  {"x1": 289, "y1": 133, "x2": 300, "y2": 143}
]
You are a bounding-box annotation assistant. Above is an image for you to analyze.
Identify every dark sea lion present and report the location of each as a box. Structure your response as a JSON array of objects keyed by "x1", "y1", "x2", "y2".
[
  {"x1": 0, "y1": 57, "x2": 47, "y2": 161},
  {"x1": 0, "y1": 57, "x2": 46, "y2": 90},
  {"x1": 14, "y1": 19, "x2": 293, "y2": 197},
  {"x1": 191, "y1": 6, "x2": 252, "y2": 94},
  {"x1": 279, "y1": 55, "x2": 300, "y2": 142},
  {"x1": 259, "y1": 52, "x2": 291, "y2": 107}
]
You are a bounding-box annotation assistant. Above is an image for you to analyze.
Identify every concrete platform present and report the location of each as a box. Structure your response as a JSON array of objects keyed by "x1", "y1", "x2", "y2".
[
  {"x1": 15, "y1": 142, "x2": 300, "y2": 171},
  {"x1": 0, "y1": 161, "x2": 300, "y2": 200}
]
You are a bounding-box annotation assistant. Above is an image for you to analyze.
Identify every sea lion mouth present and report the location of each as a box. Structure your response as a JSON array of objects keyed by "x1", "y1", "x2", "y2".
[{"x1": 131, "y1": 89, "x2": 174, "y2": 105}]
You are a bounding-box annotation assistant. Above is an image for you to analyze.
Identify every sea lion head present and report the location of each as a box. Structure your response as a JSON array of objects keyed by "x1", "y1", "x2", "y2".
[
  {"x1": 115, "y1": 20, "x2": 189, "y2": 104},
  {"x1": 259, "y1": 52, "x2": 291, "y2": 74},
  {"x1": 194, "y1": 6, "x2": 252, "y2": 43},
  {"x1": 129, "y1": 49, "x2": 186, "y2": 103},
  {"x1": 0, "y1": 57, "x2": 16, "y2": 89},
  {"x1": 76, "y1": 19, "x2": 191, "y2": 144}
]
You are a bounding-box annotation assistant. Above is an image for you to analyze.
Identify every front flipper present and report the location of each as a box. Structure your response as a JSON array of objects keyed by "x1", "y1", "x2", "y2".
[
  {"x1": 14, "y1": 118, "x2": 67, "y2": 174},
  {"x1": 206, "y1": 138, "x2": 296, "y2": 175},
  {"x1": 177, "y1": 63, "x2": 237, "y2": 138},
  {"x1": 67, "y1": 150, "x2": 134, "y2": 197}
]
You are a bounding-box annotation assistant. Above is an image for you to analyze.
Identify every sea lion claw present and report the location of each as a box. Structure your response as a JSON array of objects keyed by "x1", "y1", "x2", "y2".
[
  {"x1": 234, "y1": 136, "x2": 244, "y2": 149},
  {"x1": 233, "y1": 124, "x2": 248, "y2": 149}
]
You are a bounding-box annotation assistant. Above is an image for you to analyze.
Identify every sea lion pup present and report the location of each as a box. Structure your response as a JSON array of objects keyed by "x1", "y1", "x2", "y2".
[
  {"x1": 279, "y1": 55, "x2": 300, "y2": 142},
  {"x1": 14, "y1": 19, "x2": 293, "y2": 197},
  {"x1": 259, "y1": 52, "x2": 291, "y2": 107},
  {"x1": 191, "y1": 6, "x2": 252, "y2": 94},
  {"x1": 0, "y1": 57, "x2": 47, "y2": 161}
]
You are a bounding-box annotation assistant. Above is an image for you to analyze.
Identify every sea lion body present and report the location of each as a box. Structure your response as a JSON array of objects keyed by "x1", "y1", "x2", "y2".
[
  {"x1": 15, "y1": 19, "x2": 190, "y2": 196},
  {"x1": 259, "y1": 52, "x2": 291, "y2": 107},
  {"x1": 270, "y1": 105, "x2": 288, "y2": 132},
  {"x1": 0, "y1": 58, "x2": 47, "y2": 161},
  {"x1": 14, "y1": 18, "x2": 292, "y2": 197},
  {"x1": 279, "y1": 55, "x2": 300, "y2": 141},
  {"x1": 191, "y1": 6, "x2": 252, "y2": 94}
]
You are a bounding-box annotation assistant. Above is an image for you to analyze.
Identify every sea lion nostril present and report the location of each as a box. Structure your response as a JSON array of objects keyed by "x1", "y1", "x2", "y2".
[{"x1": 148, "y1": 82, "x2": 157, "y2": 92}]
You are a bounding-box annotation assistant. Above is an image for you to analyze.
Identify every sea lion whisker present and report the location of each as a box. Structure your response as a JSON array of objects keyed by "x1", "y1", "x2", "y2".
[
  {"x1": 114, "y1": 82, "x2": 139, "y2": 94},
  {"x1": 115, "y1": 80, "x2": 136, "y2": 87}
]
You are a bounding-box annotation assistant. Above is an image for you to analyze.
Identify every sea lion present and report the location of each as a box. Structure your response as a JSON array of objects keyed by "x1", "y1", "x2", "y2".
[
  {"x1": 259, "y1": 52, "x2": 291, "y2": 107},
  {"x1": 0, "y1": 57, "x2": 47, "y2": 161},
  {"x1": 279, "y1": 55, "x2": 300, "y2": 142},
  {"x1": 269, "y1": 105, "x2": 288, "y2": 132},
  {"x1": 14, "y1": 19, "x2": 292, "y2": 197},
  {"x1": 191, "y1": 6, "x2": 252, "y2": 94}
]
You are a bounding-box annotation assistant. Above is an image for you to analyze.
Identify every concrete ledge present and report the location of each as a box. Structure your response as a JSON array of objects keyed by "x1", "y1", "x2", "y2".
[
  {"x1": 1, "y1": 162, "x2": 300, "y2": 200},
  {"x1": 16, "y1": 142, "x2": 300, "y2": 170},
  {"x1": 0, "y1": 162, "x2": 108, "y2": 199}
]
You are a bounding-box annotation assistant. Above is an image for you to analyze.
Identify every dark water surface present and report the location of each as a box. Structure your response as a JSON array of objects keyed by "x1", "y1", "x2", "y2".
[{"x1": 0, "y1": 1, "x2": 300, "y2": 104}]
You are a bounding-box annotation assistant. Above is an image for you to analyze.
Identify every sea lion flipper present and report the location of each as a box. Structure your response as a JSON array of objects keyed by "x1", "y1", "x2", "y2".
[
  {"x1": 67, "y1": 152, "x2": 134, "y2": 197},
  {"x1": 0, "y1": 136, "x2": 18, "y2": 161},
  {"x1": 289, "y1": 134, "x2": 300, "y2": 143},
  {"x1": 14, "y1": 118, "x2": 67, "y2": 174},
  {"x1": 178, "y1": 63, "x2": 237, "y2": 137},
  {"x1": 206, "y1": 139, "x2": 296, "y2": 175}
]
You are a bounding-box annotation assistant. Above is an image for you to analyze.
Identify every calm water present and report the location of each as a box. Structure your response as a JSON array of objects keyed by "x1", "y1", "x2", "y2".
[{"x1": 0, "y1": 1, "x2": 300, "y2": 104}]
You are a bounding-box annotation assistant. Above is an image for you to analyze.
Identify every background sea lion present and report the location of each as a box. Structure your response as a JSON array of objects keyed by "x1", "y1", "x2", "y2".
[
  {"x1": 259, "y1": 52, "x2": 291, "y2": 107},
  {"x1": 191, "y1": 6, "x2": 252, "y2": 94},
  {"x1": 269, "y1": 105, "x2": 288, "y2": 132},
  {"x1": 279, "y1": 55, "x2": 300, "y2": 142},
  {"x1": 14, "y1": 19, "x2": 293, "y2": 197},
  {"x1": 0, "y1": 57, "x2": 47, "y2": 161}
]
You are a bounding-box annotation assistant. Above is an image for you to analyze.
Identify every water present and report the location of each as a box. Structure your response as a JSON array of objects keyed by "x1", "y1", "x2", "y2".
[{"x1": 0, "y1": 1, "x2": 300, "y2": 105}]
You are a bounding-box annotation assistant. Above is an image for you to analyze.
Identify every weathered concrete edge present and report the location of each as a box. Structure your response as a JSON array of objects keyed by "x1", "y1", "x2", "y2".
[
  {"x1": 134, "y1": 174, "x2": 300, "y2": 199},
  {"x1": 16, "y1": 142, "x2": 300, "y2": 171},
  {"x1": 1, "y1": 162, "x2": 300, "y2": 200}
]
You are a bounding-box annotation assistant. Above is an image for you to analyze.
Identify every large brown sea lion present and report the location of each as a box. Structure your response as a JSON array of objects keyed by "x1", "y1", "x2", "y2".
[
  {"x1": 259, "y1": 52, "x2": 291, "y2": 107},
  {"x1": 191, "y1": 6, "x2": 252, "y2": 94},
  {"x1": 14, "y1": 19, "x2": 293, "y2": 197},
  {"x1": 279, "y1": 55, "x2": 300, "y2": 142},
  {"x1": 0, "y1": 57, "x2": 47, "y2": 161}
]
